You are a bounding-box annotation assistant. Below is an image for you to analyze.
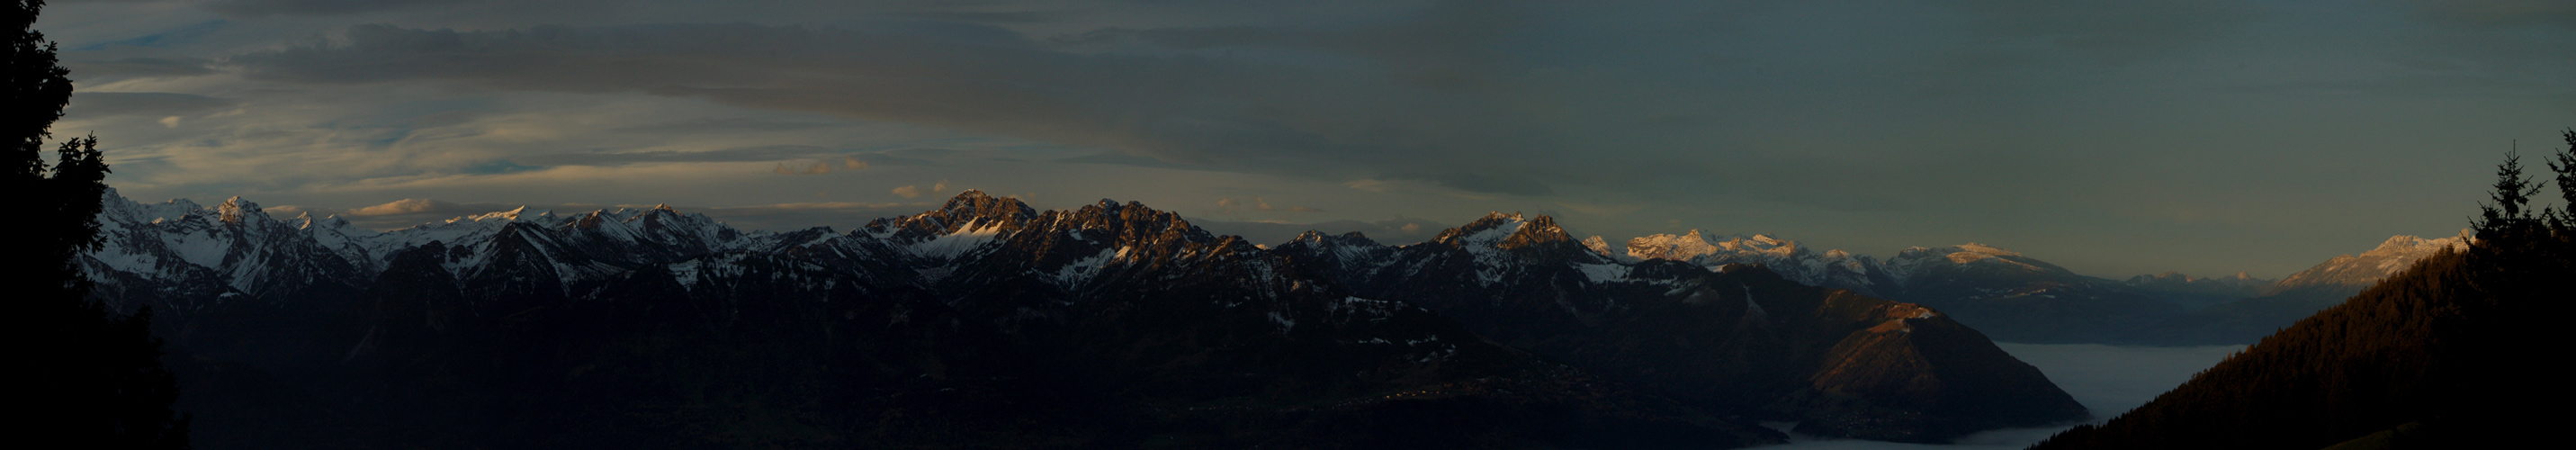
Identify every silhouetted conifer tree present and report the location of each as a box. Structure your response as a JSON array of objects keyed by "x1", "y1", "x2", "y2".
[
  {"x1": 2473, "y1": 151, "x2": 2544, "y2": 243},
  {"x1": 2546, "y1": 128, "x2": 2576, "y2": 231},
  {"x1": 7, "y1": 0, "x2": 188, "y2": 447}
]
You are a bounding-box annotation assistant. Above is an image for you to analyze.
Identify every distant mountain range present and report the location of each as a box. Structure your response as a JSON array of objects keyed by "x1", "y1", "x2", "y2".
[
  {"x1": 1553, "y1": 228, "x2": 2456, "y2": 345},
  {"x1": 85, "y1": 190, "x2": 2088, "y2": 448},
  {"x1": 2114, "y1": 232, "x2": 2471, "y2": 346}
]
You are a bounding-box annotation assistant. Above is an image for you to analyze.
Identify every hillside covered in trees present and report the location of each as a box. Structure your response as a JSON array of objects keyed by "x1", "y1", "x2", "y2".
[{"x1": 2028, "y1": 131, "x2": 2576, "y2": 450}]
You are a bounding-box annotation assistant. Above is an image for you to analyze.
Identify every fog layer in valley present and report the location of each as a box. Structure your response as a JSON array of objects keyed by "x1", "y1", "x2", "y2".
[{"x1": 1748, "y1": 343, "x2": 2244, "y2": 450}]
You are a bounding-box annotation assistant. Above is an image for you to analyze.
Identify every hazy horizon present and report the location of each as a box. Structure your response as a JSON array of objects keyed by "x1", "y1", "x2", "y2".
[{"x1": 45, "y1": 0, "x2": 2574, "y2": 280}]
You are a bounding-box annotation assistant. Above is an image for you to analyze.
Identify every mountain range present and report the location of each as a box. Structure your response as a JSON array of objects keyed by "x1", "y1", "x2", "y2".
[
  {"x1": 1569, "y1": 230, "x2": 2205, "y2": 343},
  {"x1": 1552, "y1": 228, "x2": 2460, "y2": 345},
  {"x1": 85, "y1": 189, "x2": 2092, "y2": 448},
  {"x1": 85, "y1": 185, "x2": 2469, "y2": 447}
]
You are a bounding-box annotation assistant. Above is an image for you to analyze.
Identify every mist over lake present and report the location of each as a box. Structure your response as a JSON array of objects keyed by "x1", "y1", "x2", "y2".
[{"x1": 1750, "y1": 343, "x2": 2244, "y2": 450}]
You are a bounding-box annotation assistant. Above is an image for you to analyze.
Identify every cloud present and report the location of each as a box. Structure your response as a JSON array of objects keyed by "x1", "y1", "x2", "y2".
[
  {"x1": 932, "y1": 179, "x2": 947, "y2": 192},
  {"x1": 608, "y1": 117, "x2": 847, "y2": 134},
  {"x1": 1210, "y1": 195, "x2": 1322, "y2": 220},
  {"x1": 514, "y1": 144, "x2": 833, "y2": 166},
  {"x1": 1554, "y1": 202, "x2": 1641, "y2": 216},
  {"x1": 62, "y1": 57, "x2": 218, "y2": 79},
  {"x1": 65, "y1": 92, "x2": 236, "y2": 118},
  {"x1": 892, "y1": 184, "x2": 922, "y2": 198},
  {"x1": 692, "y1": 200, "x2": 938, "y2": 232},
  {"x1": 1409, "y1": 172, "x2": 1553, "y2": 196},
  {"x1": 200, "y1": 0, "x2": 505, "y2": 18},
  {"x1": 2401, "y1": 0, "x2": 2576, "y2": 30},
  {"x1": 1128, "y1": 0, "x2": 1533, "y2": 88},
  {"x1": 351, "y1": 198, "x2": 477, "y2": 215},
  {"x1": 221, "y1": 19, "x2": 1559, "y2": 195},
  {"x1": 1949, "y1": 0, "x2": 2266, "y2": 64}
]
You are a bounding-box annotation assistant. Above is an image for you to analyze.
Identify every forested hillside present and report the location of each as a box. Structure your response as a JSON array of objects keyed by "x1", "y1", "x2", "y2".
[{"x1": 2028, "y1": 131, "x2": 2576, "y2": 450}]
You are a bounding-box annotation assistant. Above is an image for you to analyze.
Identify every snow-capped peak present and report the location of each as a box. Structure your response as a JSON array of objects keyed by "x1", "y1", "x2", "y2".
[
  {"x1": 1431, "y1": 212, "x2": 1533, "y2": 248},
  {"x1": 1885, "y1": 243, "x2": 2065, "y2": 278},
  {"x1": 2270, "y1": 229, "x2": 2473, "y2": 292},
  {"x1": 2360, "y1": 229, "x2": 2473, "y2": 258},
  {"x1": 461, "y1": 206, "x2": 548, "y2": 223},
  {"x1": 1625, "y1": 230, "x2": 1886, "y2": 295}
]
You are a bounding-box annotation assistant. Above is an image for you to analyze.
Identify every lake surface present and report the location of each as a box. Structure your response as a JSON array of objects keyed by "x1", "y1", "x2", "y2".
[{"x1": 1743, "y1": 343, "x2": 2245, "y2": 450}]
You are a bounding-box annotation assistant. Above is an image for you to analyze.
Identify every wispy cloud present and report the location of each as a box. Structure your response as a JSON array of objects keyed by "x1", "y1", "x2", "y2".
[
  {"x1": 67, "y1": 92, "x2": 235, "y2": 118},
  {"x1": 516, "y1": 144, "x2": 835, "y2": 167}
]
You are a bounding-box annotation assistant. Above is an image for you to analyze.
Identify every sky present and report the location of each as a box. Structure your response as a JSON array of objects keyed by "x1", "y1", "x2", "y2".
[{"x1": 36, "y1": 0, "x2": 2576, "y2": 279}]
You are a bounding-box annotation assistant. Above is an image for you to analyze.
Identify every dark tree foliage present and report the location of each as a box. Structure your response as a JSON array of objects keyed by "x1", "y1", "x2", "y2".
[
  {"x1": 2025, "y1": 134, "x2": 2576, "y2": 450},
  {"x1": 2473, "y1": 150, "x2": 2547, "y2": 244},
  {"x1": 7, "y1": 0, "x2": 189, "y2": 447},
  {"x1": 2546, "y1": 129, "x2": 2576, "y2": 230}
]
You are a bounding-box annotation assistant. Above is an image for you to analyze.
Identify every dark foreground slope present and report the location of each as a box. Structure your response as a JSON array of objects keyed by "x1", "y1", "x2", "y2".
[{"x1": 2027, "y1": 230, "x2": 2572, "y2": 449}]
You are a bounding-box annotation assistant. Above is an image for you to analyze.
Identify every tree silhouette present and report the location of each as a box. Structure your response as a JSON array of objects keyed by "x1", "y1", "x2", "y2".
[
  {"x1": 7, "y1": 0, "x2": 188, "y2": 447},
  {"x1": 2473, "y1": 151, "x2": 2545, "y2": 243},
  {"x1": 2546, "y1": 129, "x2": 2576, "y2": 230}
]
